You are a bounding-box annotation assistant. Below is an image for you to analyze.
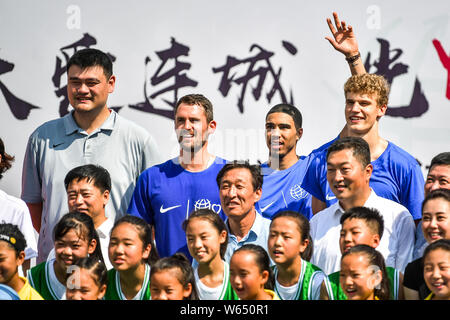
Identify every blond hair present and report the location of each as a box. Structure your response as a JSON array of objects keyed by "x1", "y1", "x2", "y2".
[{"x1": 344, "y1": 74, "x2": 390, "y2": 107}]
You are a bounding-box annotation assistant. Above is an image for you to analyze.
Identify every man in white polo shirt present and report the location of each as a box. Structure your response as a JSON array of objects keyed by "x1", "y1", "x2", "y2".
[
  {"x1": 310, "y1": 137, "x2": 415, "y2": 274},
  {"x1": 21, "y1": 48, "x2": 160, "y2": 263}
]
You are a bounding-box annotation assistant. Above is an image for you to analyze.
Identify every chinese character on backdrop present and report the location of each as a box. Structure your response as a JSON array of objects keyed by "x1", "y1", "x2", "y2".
[
  {"x1": 52, "y1": 33, "x2": 121, "y2": 117},
  {"x1": 364, "y1": 38, "x2": 429, "y2": 118},
  {"x1": 212, "y1": 41, "x2": 297, "y2": 113},
  {"x1": 129, "y1": 37, "x2": 198, "y2": 120},
  {"x1": 0, "y1": 56, "x2": 39, "y2": 120}
]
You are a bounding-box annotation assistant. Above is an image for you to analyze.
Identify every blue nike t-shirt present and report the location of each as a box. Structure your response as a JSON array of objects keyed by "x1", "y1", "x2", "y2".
[
  {"x1": 256, "y1": 157, "x2": 313, "y2": 220},
  {"x1": 127, "y1": 157, "x2": 227, "y2": 261},
  {"x1": 302, "y1": 139, "x2": 425, "y2": 220}
]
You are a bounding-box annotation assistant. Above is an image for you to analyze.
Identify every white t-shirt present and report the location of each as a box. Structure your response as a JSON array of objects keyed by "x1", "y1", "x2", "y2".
[
  {"x1": 0, "y1": 189, "x2": 38, "y2": 260},
  {"x1": 193, "y1": 261, "x2": 231, "y2": 300}
]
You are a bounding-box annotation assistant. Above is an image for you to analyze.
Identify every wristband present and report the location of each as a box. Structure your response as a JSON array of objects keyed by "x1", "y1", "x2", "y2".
[{"x1": 346, "y1": 52, "x2": 361, "y2": 64}]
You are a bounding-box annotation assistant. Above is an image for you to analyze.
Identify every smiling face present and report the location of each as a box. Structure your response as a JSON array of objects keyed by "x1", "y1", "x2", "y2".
[
  {"x1": 268, "y1": 216, "x2": 307, "y2": 266},
  {"x1": 67, "y1": 65, "x2": 115, "y2": 114},
  {"x1": 67, "y1": 178, "x2": 109, "y2": 221},
  {"x1": 150, "y1": 269, "x2": 192, "y2": 300},
  {"x1": 265, "y1": 112, "x2": 301, "y2": 160},
  {"x1": 229, "y1": 250, "x2": 268, "y2": 300},
  {"x1": 423, "y1": 248, "x2": 450, "y2": 300},
  {"x1": 339, "y1": 253, "x2": 381, "y2": 300},
  {"x1": 185, "y1": 217, "x2": 227, "y2": 265},
  {"x1": 326, "y1": 149, "x2": 372, "y2": 207},
  {"x1": 108, "y1": 223, "x2": 151, "y2": 272},
  {"x1": 54, "y1": 229, "x2": 96, "y2": 272},
  {"x1": 175, "y1": 103, "x2": 216, "y2": 153},
  {"x1": 345, "y1": 92, "x2": 386, "y2": 136},
  {"x1": 0, "y1": 241, "x2": 25, "y2": 287},
  {"x1": 66, "y1": 267, "x2": 106, "y2": 300},
  {"x1": 339, "y1": 218, "x2": 380, "y2": 254},
  {"x1": 219, "y1": 168, "x2": 262, "y2": 219},
  {"x1": 425, "y1": 165, "x2": 450, "y2": 196},
  {"x1": 422, "y1": 198, "x2": 450, "y2": 244}
]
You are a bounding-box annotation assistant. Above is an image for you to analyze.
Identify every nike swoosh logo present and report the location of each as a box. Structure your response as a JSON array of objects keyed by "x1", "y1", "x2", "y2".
[
  {"x1": 53, "y1": 142, "x2": 64, "y2": 148},
  {"x1": 160, "y1": 204, "x2": 181, "y2": 213},
  {"x1": 260, "y1": 201, "x2": 275, "y2": 213},
  {"x1": 326, "y1": 194, "x2": 336, "y2": 201}
]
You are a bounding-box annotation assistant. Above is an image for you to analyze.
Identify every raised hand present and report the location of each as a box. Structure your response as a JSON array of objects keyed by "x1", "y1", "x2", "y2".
[{"x1": 325, "y1": 12, "x2": 359, "y2": 58}]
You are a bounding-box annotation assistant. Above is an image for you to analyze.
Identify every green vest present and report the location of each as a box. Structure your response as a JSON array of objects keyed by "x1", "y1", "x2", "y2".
[
  {"x1": 327, "y1": 266, "x2": 400, "y2": 300},
  {"x1": 273, "y1": 259, "x2": 328, "y2": 300},
  {"x1": 104, "y1": 264, "x2": 151, "y2": 300},
  {"x1": 27, "y1": 261, "x2": 60, "y2": 300}
]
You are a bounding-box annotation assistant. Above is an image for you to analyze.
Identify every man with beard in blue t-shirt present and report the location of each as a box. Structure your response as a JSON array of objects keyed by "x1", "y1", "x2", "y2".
[{"x1": 127, "y1": 94, "x2": 227, "y2": 261}]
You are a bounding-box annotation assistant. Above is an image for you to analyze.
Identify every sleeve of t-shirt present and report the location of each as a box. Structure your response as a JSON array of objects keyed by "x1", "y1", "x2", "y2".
[
  {"x1": 21, "y1": 132, "x2": 42, "y2": 204},
  {"x1": 400, "y1": 162, "x2": 425, "y2": 221},
  {"x1": 301, "y1": 153, "x2": 327, "y2": 203},
  {"x1": 403, "y1": 259, "x2": 422, "y2": 290},
  {"x1": 392, "y1": 211, "x2": 415, "y2": 273},
  {"x1": 127, "y1": 170, "x2": 154, "y2": 225},
  {"x1": 17, "y1": 203, "x2": 38, "y2": 260},
  {"x1": 140, "y1": 134, "x2": 162, "y2": 173}
]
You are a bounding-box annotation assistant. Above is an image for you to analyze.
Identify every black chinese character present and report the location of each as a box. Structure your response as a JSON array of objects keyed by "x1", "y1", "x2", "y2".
[
  {"x1": 212, "y1": 42, "x2": 296, "y2": 113},
  {"x1": 129, "y1": 37, "x2": 198, "y2": 119},
  {"x1": 364, "y1": 38, "x2": 429, "y2": 118},
  {"x1": 0, "y1": 57, "x2": 39, "y2": 120}
]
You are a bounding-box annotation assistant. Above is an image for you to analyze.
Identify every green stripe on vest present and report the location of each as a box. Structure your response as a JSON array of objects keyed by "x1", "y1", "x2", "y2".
[
  {"x1": 328, "y1": 266, "x2": 399, "y2": 300},
  {"x1": 27, "y1": 261, "x2": 56, "y2": 301}
]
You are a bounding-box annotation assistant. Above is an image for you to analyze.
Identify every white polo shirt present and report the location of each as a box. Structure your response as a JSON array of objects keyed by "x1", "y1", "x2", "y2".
[{"x1": 310, "y1": 189, "x2": 415, "y2": 274}]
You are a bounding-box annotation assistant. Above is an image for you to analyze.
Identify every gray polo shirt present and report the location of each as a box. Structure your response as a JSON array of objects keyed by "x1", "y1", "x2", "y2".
[{"x1": 21, "y1": 110, "x2": 160, "y2": 262}]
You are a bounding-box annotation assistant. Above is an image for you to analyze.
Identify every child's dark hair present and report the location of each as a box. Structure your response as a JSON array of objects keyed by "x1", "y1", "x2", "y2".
[
  {"x1": 423, "y1": 239, "x2": 450, "y2": 260},
  {"x1": 340, "y1": 206, "x2": 384, "y2": 239},
  {"x1": 233, "y1": 244, "x2": 274, "y2": 290},
  {"x1": 341, "y1": 244, "x2": 391, "y2": 300},
  {"x1": 271, "y1": 211, "x2": 313, "y2": 261},
  {"x1": 0, "y1": 223, "x2": 27, "y2": 256},
  {"x1": 53, "y1": 211, "x2": 104, "y2": 264},
  {"x1": 150, "y1": 253, "x2": 199, "y2": 300},
  {"x1": 0, "y1": 138, "x2": 15, "y2": 180},
  {"x1": 111, "y1": 215, "x2": 159, "y2": 265},
  {"x1": 66, "y1": 256, "x2": 108, "y2": 290},
  {"x1": 182, "y1": 209, "x2": 228, "y2": 260}
]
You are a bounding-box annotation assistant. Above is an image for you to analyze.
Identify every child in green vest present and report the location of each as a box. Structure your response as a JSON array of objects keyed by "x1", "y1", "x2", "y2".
[
  {"x1": 323, "y1": 206, "x2": 404, "y2": 300},
  {"x1": 183, "y1": 209, "x2": 239, "y2": 300},
  {"x1": 150, "y1": 253, "x2": 199, "y2": 300},
  {"x1": 27, "y1": 211, "x2": 102, "y2": 300},
  {"x1": 229, "y1": 244, "x2": 279, "y2": 300},
  {"x1": 65, "y1": 256, "x2": 107, "y2": 300},
  {"x1": 268, "y1": 211, "x2": 331, "y2": 300},
  {"x1": 340, "y1": 245, "x2": 391, "y2": 300},
  {"x1": 105, "y1": 215, "x2": 157, "y2": 300}
]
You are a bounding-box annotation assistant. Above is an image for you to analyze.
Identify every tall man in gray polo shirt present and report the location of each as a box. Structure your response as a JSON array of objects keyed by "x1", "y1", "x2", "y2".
[{"x1": 21, "y1": 49, "x2": 160, "y2": 263}]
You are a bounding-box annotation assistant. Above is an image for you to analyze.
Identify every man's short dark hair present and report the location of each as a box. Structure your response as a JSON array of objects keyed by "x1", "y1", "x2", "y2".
[
  {"x1": 340, "y1": 206, "x2": 384, "y2": 239},
  {"x1": 216, "y1": 160, "x2": 263, "y2": 191},
  {"x1": 429, "y1": 152, "x2": 450, "y2": 171},
  {"x1": 265, "y1": 103, "x2": 303, "y2": 130},
  {"x1": 326, "y1": 136, "x2": 371, "y2": 168},
  {"x1": 64, "y1": 164, "x2": 111, "y2": 193},
  {"x1": 67, "y1": 48, "x2": 113, "y2": 79},
  {"x1": 174, "y1": 94, "x2": 214, "y2": 123}
]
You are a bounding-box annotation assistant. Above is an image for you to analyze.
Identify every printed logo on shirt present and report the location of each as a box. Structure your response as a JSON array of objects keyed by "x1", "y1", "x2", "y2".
[
  {"x1": 260, "y1": 201, "x2": 275, "y2": 213},
  {"x1": 194, "y1": 199, "x2": 222, "y2": 214},
  {"x1": 326, "y1": 194, "x2": 336, "y2": 201},
  {"x1": 160, "y1": 204, "x2": 182, "y2": 213},
  {"x1": 289, "y1": 184, "x2": 308, "y2": 200}
]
